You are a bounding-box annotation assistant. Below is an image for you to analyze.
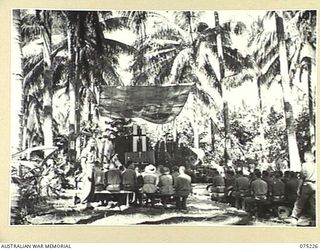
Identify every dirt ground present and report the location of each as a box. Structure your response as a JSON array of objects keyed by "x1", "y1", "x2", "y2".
[{"x1": 24, "y1": 184, "x2": 312, "y2": 227}]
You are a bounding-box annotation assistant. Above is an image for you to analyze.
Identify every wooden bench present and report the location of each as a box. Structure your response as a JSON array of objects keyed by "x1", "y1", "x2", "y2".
[{"x1": 94, "y1": 190, "x2": 135, "y2": 207}]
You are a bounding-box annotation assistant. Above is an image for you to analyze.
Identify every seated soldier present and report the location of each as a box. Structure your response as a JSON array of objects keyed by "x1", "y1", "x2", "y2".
[
  {"x1": 174, "y1": 166, "x2": 192, "y2": 211},
  {"x1": 141, "y1": 164, "x2": 158, "y2": 207},
  {"x1": 121, "y1": 161, "x2": 137, "y2": 191},
  {"x1": 262, "y1": 170, "x2": 272, "y2": 197},
  {"x1": 93, "y1": 161, "x2": 106, "y2": 192},
  {"x1": 211, "y1": 169, "x2": 226, "y2": 201},
  {"x1": 225, "y1": 170, "x2": 236, "y2": 205},
  {"x1": 244, "y1": 170, "x2": 268, "y2": 215},
  {"x1": 284, "y1": 171, "x2": 299, "y2": 206},
  {"x1": 105, "y1": 163, "x2": 122, "y2": 192},
  {"x1": 134, "y1": 166, "x2": 144, "y2": 206},
  {"x1": 233, "y1": 170, "x2": 250, "y2": 210},
  {"x1": 158, "y1": 166, "x2": 174, "y2": 208},
  {"x1": 171, "y1": 165, "x2": 180, "y2": 185},
  {"x1": 270, "y1": 171, "x2": 285, "y2": 202}
]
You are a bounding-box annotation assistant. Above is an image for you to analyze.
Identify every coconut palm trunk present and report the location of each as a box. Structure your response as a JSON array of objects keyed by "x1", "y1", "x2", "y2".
[
  {"x1": 257, "y1": 77, "x2": 267, "y2": 168},
  {"x1": 193, "y1": 123, "x2": 200, "y2": 149},
  {"x1": 41, "y1": 11, "x2": 54, "y2": 149},
  {"x1": 276, "y1": 12, "x2": 301, "y2": 171},
  {"x1": 214, "y1": 11, "x2": 230, "y2": 168},
  {"x1": 210, "y1": 118, "x2": 216, "y2": 151},
  {"x1": 306, "y1": 57, "x2": 315, "y2": 155},
  {"x1": 11, "y1": 10, "x2": 24, "y2": 154},
  {"x1": 66, "y1": 13, "x2": 78, "y2": 162}
]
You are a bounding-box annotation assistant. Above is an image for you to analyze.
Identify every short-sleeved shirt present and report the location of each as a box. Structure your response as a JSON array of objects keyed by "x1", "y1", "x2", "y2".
[
  {"x1": 235, "y1": 175, "x2": 250, "y2": 191},
  {"x1": 106, "y1": 169, "x2": 121, "y2": 186},
  {"x1": 159, "y1": 174, "x2": 174, "y2": 195},
  {"x1": 285, "y1": 178, "x2": 299, "y2": 201},
  {"x1": 251, "y1": 178, "x2": 268, "y2": 196},
  {"x1": 175, "y1": 174, "x2": 192, "y2": 196},
  {"x1": 212, "y1": 175, "x2": 225, "y2": 187},
  {"x1": 270, "y1": 178, "x2": 285, "y2": 196},
  {"x1": 122, "y1": 168, "x2": 137, "y2": 187},
  {"x1": 301, "y1": 162, "x2": 316, "y2": 182}
]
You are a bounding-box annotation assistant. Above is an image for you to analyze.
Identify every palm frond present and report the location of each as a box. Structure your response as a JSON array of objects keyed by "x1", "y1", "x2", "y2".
[
  {"x1": 23, "y1": 40, "x2": 67, "y2": 88},
  {"x1": 223, "y1": 47, "x2": 253, "y2": 73},
  {"x1": 20, "y1": 13, "x2": 42, "y2": 45},
  {"x1": 167, "y1": 48, "x2": 193, "y2": 84},
  {"x1": 104, "y1": 38, "x2": 136, "y2": 54},
  {"x1": 102, "y1": 16, "x2": 130, "y2": 31},
  {"x1": 173, "y1": 11, "x2": 201, "y2": 32},
  {"x1": 259, "y1": 57, "x2": 280, "y2": 88}
]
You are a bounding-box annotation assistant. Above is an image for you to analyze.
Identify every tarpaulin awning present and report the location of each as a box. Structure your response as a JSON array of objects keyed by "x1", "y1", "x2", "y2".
[{"x1": 99, "y1": 84, "x2": 194, "y2": 124}]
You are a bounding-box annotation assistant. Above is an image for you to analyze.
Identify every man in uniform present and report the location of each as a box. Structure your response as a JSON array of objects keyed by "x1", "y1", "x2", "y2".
[
  {"x1": 174, "y1": 166, "x2": 192, "y2": 211},
  {"x1": 233, "y1": 169, "x2": 250, "y2": 209},
  {"x1": 286, "y1": 152, "x2": 316, "y2": 226},
  {"x1": 244, "y1": 170, "x2": 268, "y2": 215},
  {"x1": 269, "y1": 171, "x2": 285, "y2": 202},
  {"x1": 211, "y1": 169, "x2": 226, "y2": 201}
]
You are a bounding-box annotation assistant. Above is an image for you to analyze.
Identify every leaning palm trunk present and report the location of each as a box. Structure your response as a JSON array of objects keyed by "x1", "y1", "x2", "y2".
[
  {"x1": 257, "y1": 77, "x2": 267, "y2": 169},
  {"x1": 41, "y1": 11, "x2": 54, "y2": 149},
  {"x1": 276, "y1": 12, "x2": 301, "y2": 171},
  {"x1": 191, "y1": 94, "x2": 200, "y2": 149},
  {"x1": 214, "y1": 11, "x2": 231, "y2": 167},
  {"x1": 306, "y1": 57, "x2": 315, "y2": 155},
  {"x1": 210, "y1": 118, "x2": 216, "y2": 151},
  {"x1": 67, "y1": 14, "x2": 77, "y2": 162},
  {"x1": 193, "y1": 123, "x2": 200, "y2": 149},
  {"x1": 11, "y1": 9, "x2": 24, "y2": 154}
]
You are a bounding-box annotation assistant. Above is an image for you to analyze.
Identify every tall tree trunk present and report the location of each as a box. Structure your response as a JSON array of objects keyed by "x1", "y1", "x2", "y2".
[
  {"x1": 193, "y1": 123, "x2": 199, "y2": 149},
  {"x1": 210, "y1": 118, "x2": 216, "y2": 151},
  {"x1": 276, "y1": 12, "x2": 301, "y2": 171},
  {"x1": 67, "y1": 13, "x2": 77, "y2": 162},
  {"x1": 191, "y1": 93, "x2": 199, "y2": 149},
  {"x1": 74, "y1": 14, "x2": 81, "y2": 131},
  {"x1": 11, "y1": 9, "x2": 24, "y2": 155},
  {"x1": 257, "y1": 77, "x2": 267, "y2": 169},
  {"x1": 75, "y1": 45, "x2": 81, "y2": 157},
  {"x1": 41, "y1": 11, "x2": 54, "y2": 149},
  {"x1": 306, "y1": 57, "x2": 315, "y2": 156},
  {"x1": 214, "y1": 11, "x2": 230, "y2": 168}
]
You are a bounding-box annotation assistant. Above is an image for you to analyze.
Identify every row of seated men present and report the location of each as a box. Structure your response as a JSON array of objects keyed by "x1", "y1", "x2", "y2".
[
  {"x1": 92, "y1": 161, "x2": 193, "y2": 210},
  {"x1": 208, "y1": 168, "x2": 300, "y2": 216}
]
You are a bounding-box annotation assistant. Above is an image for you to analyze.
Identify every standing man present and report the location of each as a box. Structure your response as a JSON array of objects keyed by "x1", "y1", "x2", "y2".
[
  {"x1": 77, "y1": 138, "x2": 99, "y2": 210},
  {"x1": 174, "y1": 166, "x2": 192, "y2": 211},
  {"x1": 286, "y1": 152, "x2": 316, "y2": 225}
]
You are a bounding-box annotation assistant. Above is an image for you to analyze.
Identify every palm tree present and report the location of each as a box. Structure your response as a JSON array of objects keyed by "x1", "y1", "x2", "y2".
[
  {"x1": 295, "y1": 10, "x2": 316, "y2": 156},
  {"x1": 64, "y1": 11, "x2": 135, "y2": 160},
  {"x1": 19, "y1": 10, "x2": 68, "y2": 150},
  {"x1": 131, "y1": 11, "x2": 252, "y2": 165},
  {"x1": 11, "y1": 9, "x2": 25, "y2": 154},
  {"x1": 39, "y1": 10, "x2": 54, "y2": 148},
  {"x1": 213, "y1": 11, "x2": 231, "y2": 167},
  {"x1": 247, "y1": 16, "x2": 275, "y2": 168},
  {"x1": 253, "y1": 10, "x2": 317, "y2": 171}
]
